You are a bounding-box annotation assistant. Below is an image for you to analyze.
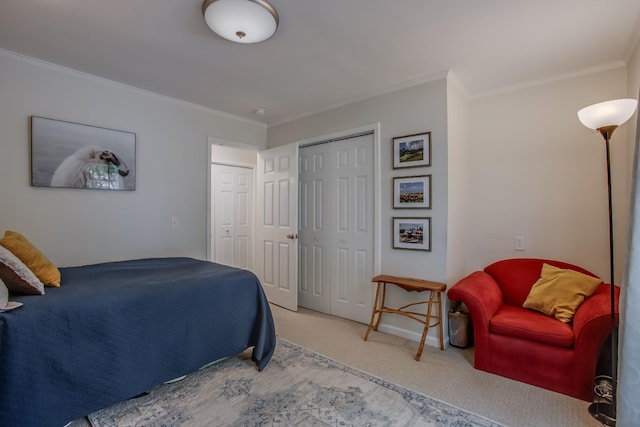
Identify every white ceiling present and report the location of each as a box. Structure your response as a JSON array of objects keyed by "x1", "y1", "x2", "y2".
[{"x1": 1, "y1": 1, "x2": 639, "y2": 126}]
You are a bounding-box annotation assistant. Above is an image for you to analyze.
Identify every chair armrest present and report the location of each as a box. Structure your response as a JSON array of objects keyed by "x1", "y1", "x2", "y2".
[
  {"x1": 571, "y1": 284, "x2": 619, "y2": 397},
  {"x1": 448, "y1": 271, "x2": 504, "y2": 332},
  {"x1": 448, "y1": 271, "x2": 504, "y2": 368},
  {"x1": 573, "y1": 284, "x2": 619, "y2": 347}
]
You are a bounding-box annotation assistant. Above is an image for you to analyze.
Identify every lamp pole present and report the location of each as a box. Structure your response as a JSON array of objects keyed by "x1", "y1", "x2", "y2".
[
  {"x1": 578, "y1": 99, "x2": 638, "y2": 426},
  {"x1": 586, "y1": 126, "x2": 618, "y2": 426}
]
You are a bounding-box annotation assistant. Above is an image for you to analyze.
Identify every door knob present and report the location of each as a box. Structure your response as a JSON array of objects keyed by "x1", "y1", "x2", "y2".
[{"x1": 286, "y1": 233, "x2": 299, "y2": 240}]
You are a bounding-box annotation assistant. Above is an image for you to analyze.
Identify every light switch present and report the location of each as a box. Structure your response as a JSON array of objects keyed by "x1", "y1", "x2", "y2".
[{"x1": 514, "y1": 236, "x2": 525, "y2": 251}]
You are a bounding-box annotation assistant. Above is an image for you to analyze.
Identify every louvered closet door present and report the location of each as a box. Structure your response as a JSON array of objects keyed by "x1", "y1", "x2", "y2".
[{"x1": 298, "y1": 134, "x2": 374, "y2": 324}]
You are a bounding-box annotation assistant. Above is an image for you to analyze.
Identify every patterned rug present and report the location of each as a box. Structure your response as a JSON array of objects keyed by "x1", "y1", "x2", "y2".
[{"x1": 88, "y1": 339, "x2": 504, "y2": 427}]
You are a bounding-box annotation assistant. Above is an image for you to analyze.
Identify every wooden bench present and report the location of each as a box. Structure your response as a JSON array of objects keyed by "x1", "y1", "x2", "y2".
[{"x1": 363, "y1": 274, "x2": 447, "y2": 361}]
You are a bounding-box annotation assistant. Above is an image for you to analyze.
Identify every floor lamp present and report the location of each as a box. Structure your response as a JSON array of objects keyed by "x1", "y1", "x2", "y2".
[{"x1": 577, "y1": 98, "x2": 638, "y2": 427}]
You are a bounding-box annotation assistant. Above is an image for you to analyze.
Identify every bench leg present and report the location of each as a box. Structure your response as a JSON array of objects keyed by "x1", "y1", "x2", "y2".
[
  {"x1": 363, "y1": 282, "x2": 383, "y2": 341},
  {"x1": 373, "y1": 283, "x2": 387, "y2": 331},
  {"x1": 415, "y1": 291, "x2": 444, "y2": 360},
  {"x1": 436, "y1": 292, "x2": 444, "y2": 350},
  {"x1": 415, "y1": 290, "x2": 434, "y2": 361}
]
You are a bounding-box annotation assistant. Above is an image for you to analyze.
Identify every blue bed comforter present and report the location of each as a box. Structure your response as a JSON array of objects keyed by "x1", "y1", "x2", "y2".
[{"x1": 0, "y1": 257, "x2": 276, "y2": 427}]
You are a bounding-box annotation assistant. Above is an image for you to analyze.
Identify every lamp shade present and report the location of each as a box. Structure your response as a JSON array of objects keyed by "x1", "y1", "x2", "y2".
[
  {"x1": 578, "y1": 99, "x2": 638, "y2": 130},
  {"x1": 202, "y1": 0, "x2": 279, "y2": 44}
]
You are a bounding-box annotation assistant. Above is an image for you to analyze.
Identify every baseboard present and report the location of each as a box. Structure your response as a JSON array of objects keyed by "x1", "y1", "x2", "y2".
[{"x1": 376, "y1": 322, "x2": 450, "y2": 349}]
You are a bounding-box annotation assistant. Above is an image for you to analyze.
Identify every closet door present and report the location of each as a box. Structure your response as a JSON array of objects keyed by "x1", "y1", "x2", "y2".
[
  {"x1": 299, "y1": 144, "x2": 331, "y2": 313},
  {"x1": 298, "y1": 134, "x2": 374, "y2": 324},
  {"x1": 330, "y1": 135, "x2": 374, "y2": 324}
]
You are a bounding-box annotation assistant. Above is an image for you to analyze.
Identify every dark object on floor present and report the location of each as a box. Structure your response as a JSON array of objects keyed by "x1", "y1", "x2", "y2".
[{"x1": 448, "y1": 302, "x2": 473, "y2": 348}]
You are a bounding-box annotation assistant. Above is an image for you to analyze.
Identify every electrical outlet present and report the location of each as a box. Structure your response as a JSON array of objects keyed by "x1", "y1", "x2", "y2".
[{"x1": 514, "y1": 236, "x2": 525, "y2": 251}]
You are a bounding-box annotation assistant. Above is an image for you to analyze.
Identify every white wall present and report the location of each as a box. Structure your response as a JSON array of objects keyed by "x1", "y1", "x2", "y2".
[
  {"x1": 269, "y1": 65, "x2": 632, "y2": 344},
  {"x1": 445, "y1": 74, "x2": 470, "y2": 285},
  {"x1": 268, "y1": 78, "x2": 449, "y2": 280},
  {"x1": 210, "y1": 144, "x2": 259, "y2": 165},
  {"x1": 268, "y1": 78, "x2": 448, "y2": 342},
  {"x1": 466, "y1": 66, "x2": 630, "y2": 281},
  {"x1": 0, "y1": 50, "x2": 267, "y2": 267},
  {"x1": 2, "y1": 43, "x2": 633, "y2": 343}
]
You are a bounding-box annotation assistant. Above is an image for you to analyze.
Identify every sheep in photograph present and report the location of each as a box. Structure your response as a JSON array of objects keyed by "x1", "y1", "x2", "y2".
[{"x1": 50, "y1": 145, "x2": 130, "y2": 189}]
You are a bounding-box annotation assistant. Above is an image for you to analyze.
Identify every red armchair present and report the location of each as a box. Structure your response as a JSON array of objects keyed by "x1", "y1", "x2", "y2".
[{"x1": 448, "y1": 258, "x2": 619, "y2": 401}]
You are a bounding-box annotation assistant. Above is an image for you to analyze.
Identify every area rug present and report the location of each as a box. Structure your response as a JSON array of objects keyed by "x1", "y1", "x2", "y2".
[{"x1": 88, "y1": 339, "x2": 505, "y2": 427}]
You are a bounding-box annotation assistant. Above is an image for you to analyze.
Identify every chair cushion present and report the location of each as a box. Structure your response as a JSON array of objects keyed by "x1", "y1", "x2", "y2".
[{"x1": 490, "y1": 305, "x2": 574, "y2": 348}]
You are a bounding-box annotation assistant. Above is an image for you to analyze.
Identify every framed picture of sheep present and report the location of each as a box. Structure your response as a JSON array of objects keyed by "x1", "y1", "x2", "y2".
[
  {"x1": 393, "y1": 175, "x2": 431, "y2": 209},
  {"x1": 30, "y1": 116, "x2": 136, "y2": 190}
]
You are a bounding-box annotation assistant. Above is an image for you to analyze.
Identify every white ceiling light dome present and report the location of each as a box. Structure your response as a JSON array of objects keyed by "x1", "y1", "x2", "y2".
[{"x1": 202, "y1": 0, "x2": 279, "y2": 44}]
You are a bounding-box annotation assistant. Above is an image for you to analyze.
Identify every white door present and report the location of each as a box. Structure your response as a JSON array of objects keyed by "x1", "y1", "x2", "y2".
[
  {"x1": 255, "y1": 143, "x2": 299, "y2": 311},
  {"x1": 299, "y1": 144, "x2": 331, "y2": 313},
  {"x1": 330, "y1": 135, "x2": 374, "y2": 324},
  {"x1": 211, "y1": 164, "x2": 253, "y2": 269},
  {"x1": 298, "y1": 134, "x2": 374, "y2": 324}
]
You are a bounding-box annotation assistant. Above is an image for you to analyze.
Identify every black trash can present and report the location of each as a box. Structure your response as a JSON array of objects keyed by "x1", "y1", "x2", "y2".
[{"x1": 448, "y1": 302, "x2": 473, "y2": 348}]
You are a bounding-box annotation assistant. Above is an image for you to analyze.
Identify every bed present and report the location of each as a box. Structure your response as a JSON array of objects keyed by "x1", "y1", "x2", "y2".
[{"x1": 0, "y1": 257, "x2": 276, "y2": 427}]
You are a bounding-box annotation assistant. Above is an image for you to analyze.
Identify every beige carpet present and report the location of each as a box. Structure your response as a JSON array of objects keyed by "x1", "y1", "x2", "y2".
[
  {"x1": 272, "y1": 305, "x2": 601, "y2": 427},
  {"x1": 71, "y1": 304, "x2": 601, "y2": 427},
  {"x1": 86, "y1": 339, "x2": 504, "y2": 426}
]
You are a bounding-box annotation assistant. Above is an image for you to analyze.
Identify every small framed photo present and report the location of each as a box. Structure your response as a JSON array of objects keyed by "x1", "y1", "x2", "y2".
[
  {"x1": 393, "y1": 175, "x2": 431, "y2": 209},
  {"x1": 392, "y1": 132, "x2": 431, "y2": 169},
  {"x1": 392, "y1": 217, "x2": 431, "y2": 251}
]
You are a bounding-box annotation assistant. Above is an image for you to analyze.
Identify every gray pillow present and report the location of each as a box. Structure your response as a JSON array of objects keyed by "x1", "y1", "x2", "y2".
[
  {"x1": 0, "y1": 245, "x2": 45, "y2": 295},
  {"x1": 0, "y1": 278, "x2": 8, "y2": 308}
]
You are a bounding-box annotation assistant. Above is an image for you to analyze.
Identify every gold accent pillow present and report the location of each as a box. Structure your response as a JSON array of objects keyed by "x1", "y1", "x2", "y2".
[
  {"x1": 0, "y1": 230, "x2": 61, "y2": 287},
  {"x1": 523, "y1": 263, "x2": 602, "y2": 323}
]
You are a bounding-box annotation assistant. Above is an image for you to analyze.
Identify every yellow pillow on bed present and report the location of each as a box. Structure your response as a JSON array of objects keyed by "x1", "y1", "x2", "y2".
[
  {"x1": 523, "y1": 263, "x2": 602, "y2": 323},
  {"x1": 0, "y1": 230, "x2": 61, "y2": 287}
]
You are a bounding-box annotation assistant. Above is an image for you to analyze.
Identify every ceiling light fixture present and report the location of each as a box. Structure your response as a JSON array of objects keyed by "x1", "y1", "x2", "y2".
[{"x1": 202, "y1": 0, "x2": 279, "y2": 44}]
